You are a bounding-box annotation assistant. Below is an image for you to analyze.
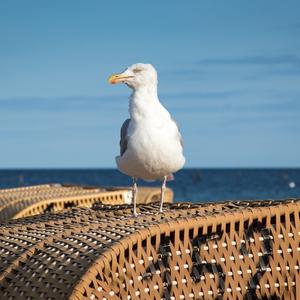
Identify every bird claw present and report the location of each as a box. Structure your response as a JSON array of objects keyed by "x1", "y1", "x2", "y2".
[{"x1": 131, "y1": 212, "x2": 140, "y2": 218}]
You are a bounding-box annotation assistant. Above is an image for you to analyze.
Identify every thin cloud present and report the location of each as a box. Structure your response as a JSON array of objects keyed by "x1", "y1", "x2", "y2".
[
  {"x1": 164, "y1": 54, "x2": 300, "y2": 83},
  {"x1": 162, "y1": 89, "x2": 242, "y2": 100},
  {"x1": 0, "y1": 90, "x2": 243, "y2": 112},
  {"x1": 2, "y1": 89, "x2": 299, "y2": 115},
  {"x1": 165, "y1": 91, "x2": 300, "y2": 114},
  {"x1": 0, "y1": 94, "x2": 127, "y2": 111},
  {"x1": 161, "y1": 68, "x2": 208, "y2": 77},
  {"x1": 198, "y1": 54, "x2": 300, "y2": 66},
  {"x1": 242, "y1": 67, "x2": 300, "y2": 81}
]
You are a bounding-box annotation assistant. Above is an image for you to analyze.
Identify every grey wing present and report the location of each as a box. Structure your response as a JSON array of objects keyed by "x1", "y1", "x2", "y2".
[
  {"x1": 120, "y1": 118, "x2": 131, "y2": 156},
  {"x1": 171, "y1": 117, "x2": 183, "y2": 148}
]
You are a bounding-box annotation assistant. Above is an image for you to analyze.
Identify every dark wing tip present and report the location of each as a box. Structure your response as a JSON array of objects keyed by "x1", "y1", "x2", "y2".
[{"x1": 120, "y1": 118, "x2": 131, "y2": 156}]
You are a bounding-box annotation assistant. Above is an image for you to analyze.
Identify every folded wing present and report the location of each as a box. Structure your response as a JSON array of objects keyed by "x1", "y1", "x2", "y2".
[{"x1": 120, "y1": 118, "x2": 131, "y2": 156}]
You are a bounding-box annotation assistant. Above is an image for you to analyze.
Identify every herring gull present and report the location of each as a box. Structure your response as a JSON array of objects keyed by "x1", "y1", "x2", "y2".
[{"x1": 108, "y1": 63, "x2": 185, "y2": 215}]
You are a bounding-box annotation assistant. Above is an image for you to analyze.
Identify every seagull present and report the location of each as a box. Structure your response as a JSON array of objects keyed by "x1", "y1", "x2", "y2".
[{"x1": 108, "y1": 63, "x2": 185, "y2": 216}]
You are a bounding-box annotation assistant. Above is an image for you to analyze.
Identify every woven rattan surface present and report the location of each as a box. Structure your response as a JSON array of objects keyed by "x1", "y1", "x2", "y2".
[
  {"x1": 0, "y1": 199, "x2": 299, "y2": 299},
  {"x1": 0, "y1": 184, "x2": 173, "y2": 222}
]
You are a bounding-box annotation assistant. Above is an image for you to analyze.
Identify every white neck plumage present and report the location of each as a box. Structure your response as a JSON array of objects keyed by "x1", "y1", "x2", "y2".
[
  {"x1": 132, "y1": 83, "x2": 158, "y2": 100},
  {"x1": 129, "y1": 84, "x2": 161, "y2": 120}
]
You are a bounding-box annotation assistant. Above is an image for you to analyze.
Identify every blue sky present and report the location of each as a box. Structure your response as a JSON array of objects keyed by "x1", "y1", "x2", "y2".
[{"x1": 0, "y1": 0, "x2": 299, "y2": 168}]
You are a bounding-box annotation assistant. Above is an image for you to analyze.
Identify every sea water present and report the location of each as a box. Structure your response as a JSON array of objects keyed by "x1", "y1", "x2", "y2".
[{"x1": 0, "y1": 169, "x2": 299, "y2": 202}]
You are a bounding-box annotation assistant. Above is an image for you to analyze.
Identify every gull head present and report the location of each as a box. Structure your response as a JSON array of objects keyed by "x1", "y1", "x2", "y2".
[{"x1": 108, "y1": 63, "x2": 157, "y2": 90}]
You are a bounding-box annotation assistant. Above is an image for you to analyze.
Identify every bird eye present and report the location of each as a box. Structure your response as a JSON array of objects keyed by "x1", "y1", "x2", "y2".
[{"x1": 132, "y1": 68, "x2": 143, "y2": 73}]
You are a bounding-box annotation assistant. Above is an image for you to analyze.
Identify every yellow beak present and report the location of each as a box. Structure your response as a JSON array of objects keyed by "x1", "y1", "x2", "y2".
[{"x1": 108, "y1": 73, "x2": 133, "y2": 84}]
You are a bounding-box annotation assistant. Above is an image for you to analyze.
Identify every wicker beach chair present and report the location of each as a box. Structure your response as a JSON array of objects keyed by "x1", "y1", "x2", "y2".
[
  {"x1": 0, "y1": 199, "x2": 299, "y2": 299},
  {"x1": 0, "y1": 184, "x2": 173, "y2": 222}
]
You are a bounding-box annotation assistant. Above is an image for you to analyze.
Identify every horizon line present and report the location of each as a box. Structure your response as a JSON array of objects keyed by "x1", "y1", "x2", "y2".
[{"x1": 1, "y1": 167, "x2": 300, "y2": 171}]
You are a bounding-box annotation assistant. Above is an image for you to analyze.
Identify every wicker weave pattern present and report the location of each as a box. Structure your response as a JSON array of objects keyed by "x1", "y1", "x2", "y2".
[
  {"x1": 0, "y1": 199, "x2": 299, "y2": 299},
  {"x1": 0, "y1": 184, "x2": 173, "y2": 222}
]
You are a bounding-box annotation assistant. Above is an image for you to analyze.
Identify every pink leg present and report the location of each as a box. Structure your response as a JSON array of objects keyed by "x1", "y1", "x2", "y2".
[
  {"x1": 159, "y1": 176, "x2": 167, "y2": 213},
  {"x1": 132, "y1": 177, "x2": 138, "y2": 217}
]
